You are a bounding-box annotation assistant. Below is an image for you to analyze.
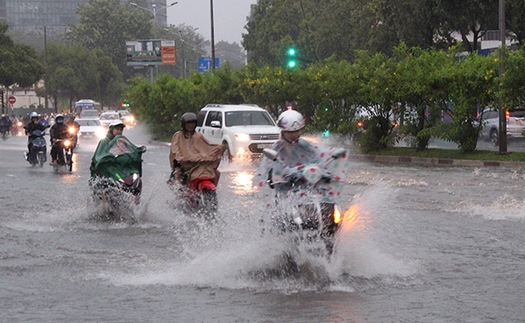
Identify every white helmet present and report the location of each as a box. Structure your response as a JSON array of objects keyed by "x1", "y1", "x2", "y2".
[
  {"x1": 109, "y1": 120, "x2": 125, "y2": 129},
  {"x1": 277, "y1": 110, "x2": 305, "y2": 131}
]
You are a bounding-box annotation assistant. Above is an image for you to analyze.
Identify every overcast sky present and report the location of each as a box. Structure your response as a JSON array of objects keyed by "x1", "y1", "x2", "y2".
[{"x1": 166, "y1": 0, "x2": 257, "y2": 44}]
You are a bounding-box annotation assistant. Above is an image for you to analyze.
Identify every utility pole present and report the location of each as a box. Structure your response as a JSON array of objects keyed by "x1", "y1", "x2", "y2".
[
  {"x1": 498, "y1": 0, "x2": 507, "y2": 153},
  {"x1": 43, "y1": 26, "x2": 50, "y2": 112},
  {"x1": 210, "y1": 0, "x2": 216, "y2": 70}
]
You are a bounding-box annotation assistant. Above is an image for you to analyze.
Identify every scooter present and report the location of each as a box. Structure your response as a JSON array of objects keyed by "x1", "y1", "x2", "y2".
[
  {"x1": 262, "y1": 147, "x2": 349, "y2": 254},
  {"x1": 169, "y1": 171, "x2": 219, "y2": 216},
  {"x1": 90, "y1": 142, "x2": 146, "y2": 222},
  {"x1": 25, "y1": 130, "x2": 47, "y2": 167},
  {"x1": 51, "y1": 138, "x2": 74, "y2": 172}
]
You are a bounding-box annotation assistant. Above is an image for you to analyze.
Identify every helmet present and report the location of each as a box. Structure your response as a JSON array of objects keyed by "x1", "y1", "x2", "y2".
[
  {"x1": 56, "y1": 114, "x2": 64, "y2": 124},
  {"x1": 180, "y1": 112, "x2": 197, "y2": 128},
  {"x1": 277, "y1": 110, "x2": 305, "y2": 131},
  {"x1": 109, "y1": 120, "x2": 125, "y2": 129},
  {"x1": 30, "y1": 112, "x2": 39, "y2": 118}
]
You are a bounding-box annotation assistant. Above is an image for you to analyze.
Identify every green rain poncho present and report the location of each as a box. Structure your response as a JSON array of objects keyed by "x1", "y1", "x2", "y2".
[{"x1": 90, "y1": 132, "x2": 143, "y2": 181}]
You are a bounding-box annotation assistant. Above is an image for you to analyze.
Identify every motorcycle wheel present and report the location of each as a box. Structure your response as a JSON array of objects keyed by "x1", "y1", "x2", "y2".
[
  {"x1": 66, "y1": 150, "x2": 73, "y2": 172},
  {"x1": 202, "y1": 189, "x2": 218, "y2": 212},
  {"x1": 38, "y1": 152, "x2": 45, "y2": 167}
]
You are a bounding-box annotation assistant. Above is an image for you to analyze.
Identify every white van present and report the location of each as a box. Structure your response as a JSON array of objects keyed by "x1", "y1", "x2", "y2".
[{"x1": 196, "y1": 104, "x2": 281, "y2": 161}]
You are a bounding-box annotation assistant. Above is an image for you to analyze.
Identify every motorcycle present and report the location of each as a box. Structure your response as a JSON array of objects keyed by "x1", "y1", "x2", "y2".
[
  {"x1": 262, "y1": 147, "x2": 349, "y2": 254},
  {"x1": 25, "y1": 130, "x2": 47, "y2": 167},
  {"x1": 0, "y1": 125, "x2": 9, "y2": 140},
  {"x1": 51, "y1": 137, "x2": 74, "y2": 172},
  {"x1": 169, "y1": 169, "x2": 219, "y2": 216},
  {"x1": 90, "y1": 136, "x2": 146, "y2": 222}
]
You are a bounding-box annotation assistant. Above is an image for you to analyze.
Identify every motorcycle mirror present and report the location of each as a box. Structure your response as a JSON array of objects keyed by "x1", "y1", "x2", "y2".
[
  {"x1": 263, "y1": 148, "x2": 278, "y2": 161},
  {"x1": 332, "y1": 148, "x2": 347, "y2": 159},
  {"x1": 141, "y1": 146, "x2": 147, "y2": 153}
]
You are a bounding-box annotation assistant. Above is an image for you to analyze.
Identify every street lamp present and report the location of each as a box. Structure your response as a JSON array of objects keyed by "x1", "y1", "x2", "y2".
[{"x1": 130, "y1": 2, "x2": 178, "y2": 38}]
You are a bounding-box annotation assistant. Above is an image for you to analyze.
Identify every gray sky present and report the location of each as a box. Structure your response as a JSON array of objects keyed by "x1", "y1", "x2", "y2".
[{"x1": 167, "y1": 0, "x2": 257, "y2": 44}]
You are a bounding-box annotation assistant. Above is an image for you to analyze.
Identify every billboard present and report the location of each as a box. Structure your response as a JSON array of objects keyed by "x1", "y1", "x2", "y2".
[{"x1": 126, "y1": 40, "x2": 176, "y2": 66}]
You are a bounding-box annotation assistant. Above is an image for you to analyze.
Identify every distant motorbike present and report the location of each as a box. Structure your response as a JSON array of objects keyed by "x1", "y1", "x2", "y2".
[
  {"x1": 51, "y1": 137, "x2": 74, "y2": 172},
  {"x1": 25, "y1": 130, "x2": 47, "y2": 167},
  {"x1": 0, "y1": 125, "x2": 9, "y2": 140},
  {"x1": 90, "y1": 137, "x2": 146, "y2": 222},
  {"x1": 262, "y1": 147, "x2": 349, "y2": 254}
]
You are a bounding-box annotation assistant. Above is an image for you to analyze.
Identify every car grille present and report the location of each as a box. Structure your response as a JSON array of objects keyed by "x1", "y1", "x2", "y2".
[{"x1": 249, "y1": 133, "x2": 280, "y2": 140}]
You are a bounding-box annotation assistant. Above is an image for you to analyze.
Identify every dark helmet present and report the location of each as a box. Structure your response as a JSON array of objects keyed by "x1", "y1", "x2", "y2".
[{"x1": 180, "y1": 112, "x2": 197, "y2": 129}]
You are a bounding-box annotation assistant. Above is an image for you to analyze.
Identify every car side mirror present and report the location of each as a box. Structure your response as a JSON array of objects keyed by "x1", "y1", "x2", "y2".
[{"x1": 210, "y1": 120, "x2": 221, "y2": 128}]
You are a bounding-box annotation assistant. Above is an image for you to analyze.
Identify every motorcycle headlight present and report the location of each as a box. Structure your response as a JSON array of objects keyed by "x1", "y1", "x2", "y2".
[
  {"x1": 64, "y1": 140, "x2": 71, "y2": 147},
  {"x1": 234, "y1": 133, "x2": 250, "y2": 142},
  {"x1": 95, "y1": 128, "x2": 106, "y2": 138},
  {"x1": 17, "y1": 121, "x2": 22, "y2": 127},
  {"x1": 333, "y1": 204, "x2": 343, "y2": 224},
  {"x1": 68, "y1": 127, "x2": 76, "y2": 134}
]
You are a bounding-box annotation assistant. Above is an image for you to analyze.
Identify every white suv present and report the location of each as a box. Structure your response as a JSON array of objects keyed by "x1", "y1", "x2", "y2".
[
  {"x1": 196, "y1": 104, "x2": 281, "y2": 161},
  {"x1": 480, "y1": 108, "x2": 525, "y2": 146}
]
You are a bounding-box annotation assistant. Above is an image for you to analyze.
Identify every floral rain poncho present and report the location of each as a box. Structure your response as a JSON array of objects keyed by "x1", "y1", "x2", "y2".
[{"x1": 252, "y1": 137, "x2": 350, "y2": 203}]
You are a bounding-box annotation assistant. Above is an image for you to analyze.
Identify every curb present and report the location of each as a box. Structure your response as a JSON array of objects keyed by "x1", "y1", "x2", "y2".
[{"x1": 350, "y1": 154, "x2": 525, "y2": 168}]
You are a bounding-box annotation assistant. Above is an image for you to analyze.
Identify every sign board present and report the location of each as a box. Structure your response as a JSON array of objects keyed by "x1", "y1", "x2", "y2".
[
  {"x1": 126, "y1": 40, "x2": 176, "y2": 66},
  {"x1": 198, "y1": 57, "x2": 220, "y2": 73},
  {"x1": 8, "y1": 96, "x2": 16, "y2": 104},
  {"x1": 161, "y1": 40, "x2": 176, "y2": 65}
]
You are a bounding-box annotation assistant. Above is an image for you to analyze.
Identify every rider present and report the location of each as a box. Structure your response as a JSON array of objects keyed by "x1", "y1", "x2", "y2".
[
  {"x1": 0, "y1": 114, "x2": 12, "y2": 137},
  {"x1": 24, "y1": 112, "x2": 48, "y2": 152},
  {"x1": 90, "y1": 120, "x2": 145, "y2": 180},
  {"x1": 49, "y1": 114, "x2": 71, "y2": 164},
  {"x1": 168, "y1": 112, "x2": 226, "y2": 186},
  {"x1": 252, "y1": 109, "x2": 344, "y2": 188}
]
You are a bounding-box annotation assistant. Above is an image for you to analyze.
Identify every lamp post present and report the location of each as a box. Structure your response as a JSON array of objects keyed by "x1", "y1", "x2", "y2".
[
  {"x1": 498, "y1": 0, "x2": 507, "y2": 154},
  {"x1": 130, "y1": 2, "x2": 178, "y2": 82}
]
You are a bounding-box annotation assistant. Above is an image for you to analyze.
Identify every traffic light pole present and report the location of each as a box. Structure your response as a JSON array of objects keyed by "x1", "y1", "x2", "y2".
[{"x1": 1, "y1": 90, "x2": 4, "y2": 115}]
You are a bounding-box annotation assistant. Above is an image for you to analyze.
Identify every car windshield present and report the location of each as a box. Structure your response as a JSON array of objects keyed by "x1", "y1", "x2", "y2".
[
  {"x1": 225, "y1": 111, "x2": 275, "y2": 127},
  {"x1": 77, "y1": 120, "x2": 101, "y2": 126},
  {"x1": 81, "y1": 110, "x2": 98, "y2": 117},
  {"x1": 100, "y1": 114, "x2": 119, "y2": 120}
]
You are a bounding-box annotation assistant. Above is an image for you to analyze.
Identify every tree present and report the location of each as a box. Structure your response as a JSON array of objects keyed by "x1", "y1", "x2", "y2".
[
  {"x1": 46, "y1": 42, "x2": 123, "y2": 111},
  {"x1": 215, "y1": 41, "x2": 246, "y2": 69},
  {"x1": 67, "y1": 0, "x2": 151, "y2": 79},
  {"x1": 0, "y1": 24, "x2": 44, "y2": 88}
]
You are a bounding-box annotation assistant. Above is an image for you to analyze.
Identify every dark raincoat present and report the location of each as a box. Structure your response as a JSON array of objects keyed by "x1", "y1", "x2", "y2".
[{"x1": 90, "y1": 131, "x2": 143, "y2": 181}]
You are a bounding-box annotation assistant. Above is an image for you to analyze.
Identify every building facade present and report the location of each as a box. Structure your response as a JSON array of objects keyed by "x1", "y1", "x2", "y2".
[{"x1": 0, "y1": 0, "x2": 168, "y2": 34}]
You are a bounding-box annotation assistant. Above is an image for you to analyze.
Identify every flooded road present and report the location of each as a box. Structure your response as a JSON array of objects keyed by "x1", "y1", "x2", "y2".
[{"x1": 1, "y1": 125, "x2": 525, "y2": 322}]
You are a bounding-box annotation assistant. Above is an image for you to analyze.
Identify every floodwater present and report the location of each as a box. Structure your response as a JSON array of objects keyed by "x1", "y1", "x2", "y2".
[{"x1": 1, "y1": 125, "x2": 525, "y2": 322}]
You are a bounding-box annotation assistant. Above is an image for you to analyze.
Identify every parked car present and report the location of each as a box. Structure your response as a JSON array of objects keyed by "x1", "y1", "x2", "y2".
[
  {"x1": 76, "y1": 118, "x2": 106, "y2": 140},
  {"x1": 99, "y1": 111, "x2": 121, "y2": 127},
  {"x1": 480, "y1": 108, "x2": 525, "y2": 146},
  {"x1": 195, "y1": 104, "x2": 281, "y2": 162}
]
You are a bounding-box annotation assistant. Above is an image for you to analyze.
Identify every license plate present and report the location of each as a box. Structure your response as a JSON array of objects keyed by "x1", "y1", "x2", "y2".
[{"x1": 257, "y1": 143, "x2": 272, "y2": 149}]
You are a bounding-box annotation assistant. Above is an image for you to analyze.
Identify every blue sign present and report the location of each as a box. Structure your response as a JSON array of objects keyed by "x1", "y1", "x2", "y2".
[{"x1": 198, "y1": 57, "x2": 220, "y2": 73}]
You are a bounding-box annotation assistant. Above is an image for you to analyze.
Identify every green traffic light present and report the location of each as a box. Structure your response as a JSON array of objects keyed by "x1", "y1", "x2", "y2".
[
  {"x1": 288, "y1": 48, "x2": 296, "y2": 56},
  {"x1": 287, "y1": 60, "x2": 297, "y2": 68}
]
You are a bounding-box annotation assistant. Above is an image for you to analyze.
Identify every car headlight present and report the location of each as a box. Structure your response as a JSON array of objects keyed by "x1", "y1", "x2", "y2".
[
  {"x1": 95, "y1": 128, "x2": 106, "y2": 138},
  {"x1": 234, "y1": 133, "x2": 250, "y2": 142}
]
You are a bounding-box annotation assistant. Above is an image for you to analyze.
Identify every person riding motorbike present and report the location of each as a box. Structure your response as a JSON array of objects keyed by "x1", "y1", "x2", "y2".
[
  {"x1": 24, "y1": 112, "x2": 48, "y2": 151},
  {"x1": 252, "y1": 109, "x2": 344, "y2": 190},
  {"x1": 90, "y1": 120, "x2": 145, "y2": 181},
  {"x1": 168, "y1": 112, "x2": 226, "y2": 186},
  {"x1": 49, "y1": 114, "x2": 71, "y2": 164},
  {"x1": 0, "y1": 114, "x2": 12, "y2": 138}
]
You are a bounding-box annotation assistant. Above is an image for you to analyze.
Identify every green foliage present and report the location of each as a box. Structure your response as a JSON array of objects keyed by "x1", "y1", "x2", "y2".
[{"x1": 0, "y1": 23, "x2": 44, "y2": 87}]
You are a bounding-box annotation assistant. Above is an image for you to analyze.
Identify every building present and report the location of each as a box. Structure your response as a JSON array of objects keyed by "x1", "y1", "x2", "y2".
[{"x1": 0, "y1": 0, "x2": 168, "y2": 34}]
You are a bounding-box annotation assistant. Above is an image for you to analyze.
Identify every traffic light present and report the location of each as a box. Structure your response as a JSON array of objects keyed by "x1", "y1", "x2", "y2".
[
  {"x1": 286, "y1": 47, "x2": 297, "y2": 68},
  {"x1": 121, "y1": 103, "x2": 130, "y2": 108}
]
